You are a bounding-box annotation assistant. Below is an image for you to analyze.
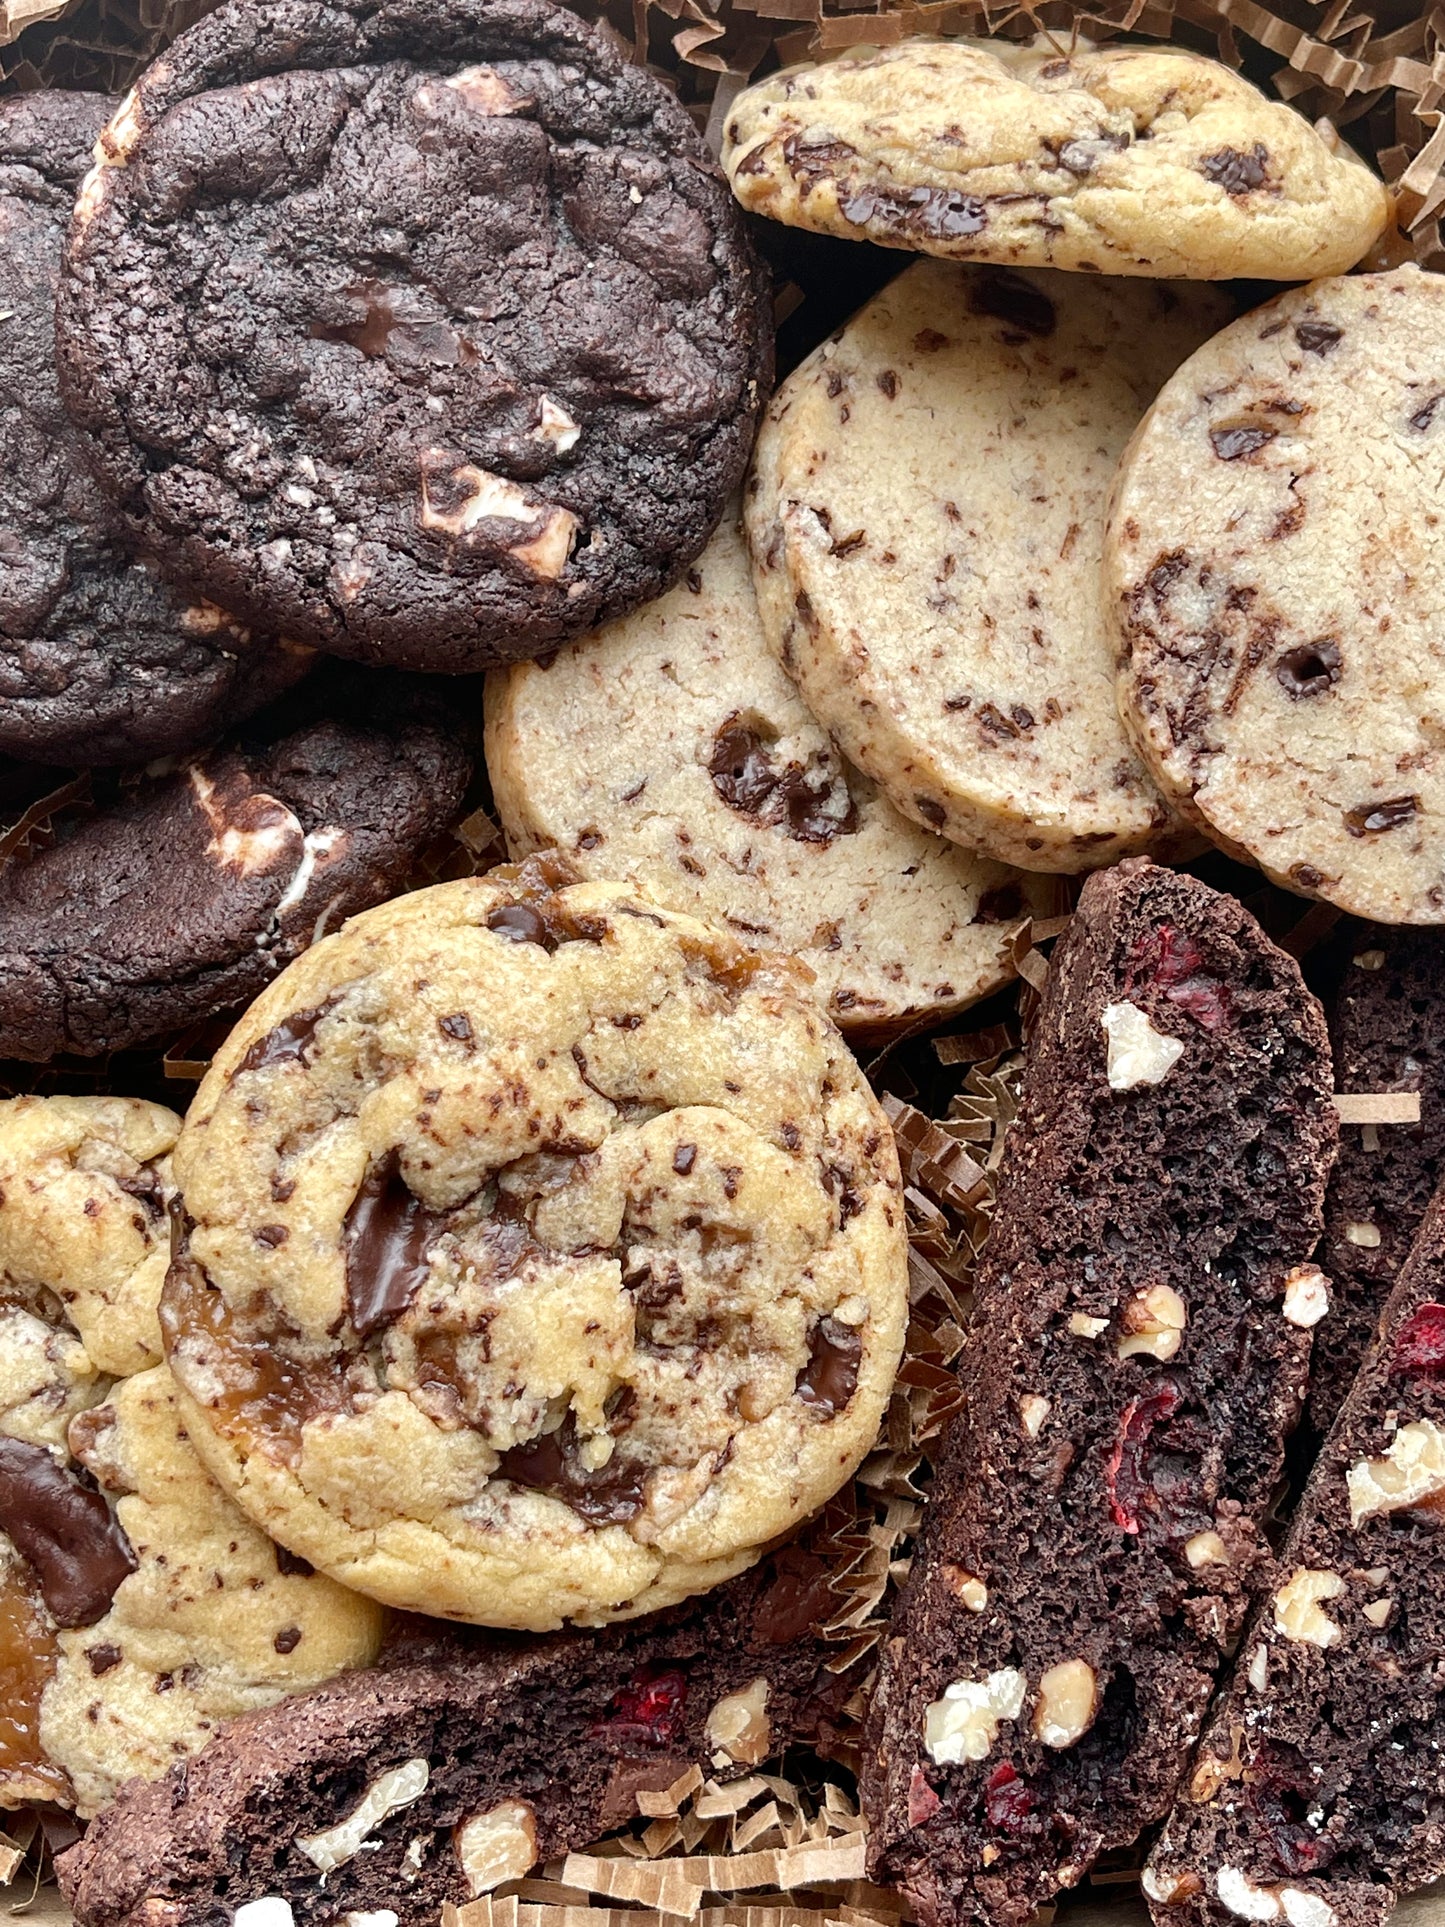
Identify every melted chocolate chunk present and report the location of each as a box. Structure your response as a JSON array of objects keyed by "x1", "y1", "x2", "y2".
[
  {"x1": 968, "y1": 271, "x2": 1057, "y2": 339},
  {"x1": 0, "y1": 1437, "x2": 136, "y2": 1627},
  {"x1": 837, "y1": 181, "x2": 987, "y2": 244},
  {"x1": 1275, "y1": 641, "x2": 1341, "y2": 698},
  {"x1": 1410, "y1": 393, "x2": 1445, "y2": 432},
  {"x1": 238, "y1": 1000, "x2": 338, "y2": 1074},
  {"x1": 1210, "y1": 424, "x2": 1277, "y2": 461},
  {"x1": 486, "y1": 902, "x2": 555, "y2": 950},
  {"x1": 1344, "y1": 795, "x2": 1420, "y2": 836},
  {"x1": 795, "y1": 1317, "x2": 862, "y2": 1415},
  {"x1": 1294, "y1": 319, "x2": 1343, "y2": 356},
  {"x1": 1198, "y1": 143, "x2": 1270, "y2": 195},
  {"x1": 344, "y1": 1154, "x2": 444, "y2": 1339},
  {"x1": 496, "y1": 1416, "x2": 646, "y2": 1525},
  {"x1": 708, "y1": 717, "x2": 858, "y2": 844}
]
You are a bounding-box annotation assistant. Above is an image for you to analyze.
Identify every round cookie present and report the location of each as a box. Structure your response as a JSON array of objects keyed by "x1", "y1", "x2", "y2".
[
  {"x1": 162, "y1": 863, "x2": 909, "y2": 1631},
  {"x1": 0, "y1": 92, "x2": 311, "y2": 769},
  {"x1": 722, "y1": 37, "x2": 1388, "y2": 282},
  {"x1": 744, "y1": 258, "x2": 1228, "y2": 872},
  {"x1": 0, "y1": 1097, "x2": 383, "y2": 1817},
  {"x1": 1107, "y1": 266, "x2": 1445, "y2": 923},
  {"x1": 486, "y1": 510, "x2": 1060, "y2": 1033},
  {"x1": 57, "y1": 0, "x2": 771, "y2": 674}
]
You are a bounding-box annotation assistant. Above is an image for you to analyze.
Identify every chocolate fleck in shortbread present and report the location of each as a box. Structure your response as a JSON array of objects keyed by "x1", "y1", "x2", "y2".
[
  {"x1": 745, "y1": 259, "x2": 1228, "y2": 872},
  {"x1": 861, "y1": 859, "x2": 1336, "y2": 1927},
  {"x1": 1311, "y1": 927, "x2": 1445, "y2": 1433},
  {"x1": 1144, "y1": 1173, "x2": 1445, "y2": 1927},
  {"x1": 0, "y1": 91, "x2": 311, "y2": 767},
  {"x1": 1108, "y1": 267, "x2": 1445, "y2": 922},
  {"x1": 59, "y1": 1542, "x2": 858, "y2": 1927},
  {"x1": 0, "y1": 1096, "x2": 383, "y2": 1818},
  {"x1": 56, "y1": 0, "x2": 770, "y2": 673},
  {"x1": 486, "y1": 508, "x2": 1060, "y2": 1034},
  {"x1": 161, "y1": 860, "x2": 909, "y2": 1630},
  {"x1": 723, "y1": 38, "x2": 1387, "y2": 281},
  {"x1": 0, "y1": 667, "x2": 473, "y2": 1060}
]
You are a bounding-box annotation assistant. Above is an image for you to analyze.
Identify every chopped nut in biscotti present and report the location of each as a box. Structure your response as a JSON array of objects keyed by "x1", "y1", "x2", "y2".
[
  {"x1": 923, "y1": 1669, "x2": 1027, "y2": 1765},
  {"x1": 454, "y1": 1800, "x2": 538, "y2": 1895},
  {"x1": 1032, "y1": 1660, "x2": 1098, "y2": 1749},
  {"x1": 1272, "y1": 1568, "x2": 1344, "y2": 1647}
]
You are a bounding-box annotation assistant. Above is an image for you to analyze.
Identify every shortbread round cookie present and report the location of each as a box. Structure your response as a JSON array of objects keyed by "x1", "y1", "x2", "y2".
[
  {"x1": 162, "y1": 865, "x2": 909, "y2": 1631},
  {"x1": 57, "y1": 0, "x2": 770, "y2": 673},
  {"x1": 1108, "y1": 267, "x2": 1445, "y2": 923},
  {"x1": 746, "y1": 258, "x2": 1228, "y2": 871},
  {"x1": 486, "y1": 511, "x2": 1059, "y2": 1032},
  {"x1": 723, "y1": 37, "x2": 1388, "y2": 282}
]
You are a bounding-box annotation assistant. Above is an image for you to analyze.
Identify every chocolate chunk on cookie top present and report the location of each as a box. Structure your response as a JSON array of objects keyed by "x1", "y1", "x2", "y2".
[
  {"x1": 1109, "y1": 268, "x2": 1445, "y2": 923},
  {"x1": 161, "y1": 862, "x2": 908, "y2": 1630},
  {"x1": 57, "y1": 0, "x2": 770, "y2": 673},
  {"x1": 723, "y1": 37, "x2": 1387, "y2": 281},
  {"x1": 486, "y1": 509, "x2": 1061, "y2": 1033},
  {"x1": 0, "y1": 92, "x2": 309, "y2": 766},
  {"x1": 746, "y1": 260, "x2": 1228, "y2": 872}
]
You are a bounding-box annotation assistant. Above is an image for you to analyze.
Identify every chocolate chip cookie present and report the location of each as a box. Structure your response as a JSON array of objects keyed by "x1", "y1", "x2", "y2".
[
  {"x1": 0, "y1": 91, "x2": 311, "y2": 768},
  {"x1": 162, "y1": 859, "x2": 908, "y2": 1630},
  {"x1": 0, "y1": 667, "x2": 474, "y2": 1061},
  {"x1": 723, "y1": 37, "x2": 1388, "y2": 281},
  {"x1": 0, "y1": 1096, "x2": 383, "y2": 1818},
  {"x1": 1109, "y1": 267, "x2": 1445, "y2": 922},
  {"x1": 486, "y1": 509, "x2": 1060, "y2": 1034},
  {"x1": 57, "y1": 0, "x2": 771, "y2": 673},
  {"x1": 746, "y1": 258, "x2": 1227, "y2": 871}
]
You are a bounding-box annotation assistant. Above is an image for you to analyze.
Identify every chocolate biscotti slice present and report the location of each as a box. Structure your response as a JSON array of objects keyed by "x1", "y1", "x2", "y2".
[
  {"x1": 862, "y1": 858, "x2": 1337, "y2": 1927},
  {"x1": 1144, "y1": 1174, "x2": 1445, "y2": 1927},
  {"x1": 59, "y1": 1544, "x2": 853, "y2": 1927},
  {"x1": 1310, "y1": 927, "x2": 1445, "y2": 1433}
]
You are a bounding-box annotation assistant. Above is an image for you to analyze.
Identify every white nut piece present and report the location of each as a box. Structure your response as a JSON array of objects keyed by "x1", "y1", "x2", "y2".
[
  {"x1": 1143, "y1": 1866, "x2": 1199, "y2": 1906},
  {"x1": 1348, "y1": 1418, "x2": 1445, "y2": 1524},
  {"x1": 1344, "y1": 1221, "x2": 1381, "y2": 1248},
  {"x1": 1101, "y1": 1001, "x2": 1185, "y2": 1092},
  {"x1": 1273, "y1": 1569, "x2": 1345, "y2": 1647},
  {"x1": 344, "y1": 1914, "x2": 400, "y2": 1927},
  {"x1": 1185, "y1": 1530, "x2": 1228, "y2": 1570},
  {"x1": 923, "y1": 1668, "x2": 1026, "y2": 1765},
  {"x1": 1281, "y1": 1894, "x2": 1338, "y2": 1927},
  {"x1": 1068, "y1": 1312, "x2": 1109, "y2": 1339},
  {"x1": 706, "y1": 1676, "x2": 771, "y2": 1767},
  {"x1": 296, "y1": 1758, "x2": 430, "y2": 1873},
  {"x1": 1118, "y1": 1284, "x2": 1188, "y2": 1361},
  {"x1": 1282, "y1": 1265, "x2": 1330, "y2": 1330},
  {"x1": 531, "y1": 396, "x2": 582, "y2": 455},
  {"x1": 1362, "y1": 1597, "x2": 1393, "y2": 1628},
  {"x1": 454, "y1": 1799, "x2": 538, "y2": 1896},
  {"x1": 1247, "y1": 1645, "x2": 1269, "y2": 1692},
  {"x1": 1019, "y1": 1395, "x2": 1051, "y2": 1438},
  {"x1": 1032, "y1": 1659, "x2": 1098, "y2": 1749},
  {"x1": 943, "y1": 1566, "x2": 988, "y2": 1612},
  {"x1": 1353, "y1": 949, "x2": 1386, "y2": 970},
  {"x1": 234, "y1": 1903, "x2": 296, "y2": 1927},
  {"x1": 1217, "y1": 1867, "x2": 1282, "y2": 1922}
]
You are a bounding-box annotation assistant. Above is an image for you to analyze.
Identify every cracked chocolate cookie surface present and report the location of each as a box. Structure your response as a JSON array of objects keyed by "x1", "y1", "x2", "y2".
[
  {"x1": 0, "y1": 1096, "x2": 383, "y2": 1819},
  {"x1": 162, "y1": 864, "x2": 908, "y2": 1630},
  {"x1": 57, "y1": 0, "x2": 771, "y2": 673},
  {"x1": 486, "y1": 508, "x2": 1060, "y2": 1033},
  {"x1": 722, "y1": 37, "x2": 1387, "y2": 282},
  {"x1": 1108, "y1": 267, "x2": 1445, "y2": 923},
  {"x1": 745, "y1": 259, "x2": 1227, "y2": 872},
  {"x1": 0, "y1": 92, "x2": 309, "y2": 767}
]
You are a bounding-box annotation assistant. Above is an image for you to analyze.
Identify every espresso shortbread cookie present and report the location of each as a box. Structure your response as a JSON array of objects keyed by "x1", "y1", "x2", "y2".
[
  {"x1": 723, "y1": 38, "x2": 1387, "y2": 282},
  {"x1": 1109, "y1": 268, "x2": 1445, "y2": 922},
  {"x1": 1312, "y1": 928, "x2": 1445, "y2": 1432},
  {"x1": 0, "y1": 1097, "x2": 382, "y2": 1816},
  {"x1": 57, "y1": 0, "x2": 770, "y2": 673},
  {"x1": 162, "y1": 863, "x2": 909, "y2": 1630},
  {"x1": 0, "y1": 92, "x2": 309, "y2": 768},
  {"x1": 61, "y1": 1543, "x2": 858, "y2": 1927},
  {"x1": 862, "y1": 861, "x2": 1336, "y2": 1927},
  {"x1": 746, "y1": 260, "x2": 1227, "y2": 871},
  {"x1": 1143, "y1": 1177, "x2": 1445, "y2": 1927},
  {"x1": 0, "y1": 668, "x2": 473, "y2": 1060},
  {"x1": 487, "y1": 511, "x2": 1058, "y2": 1033}
]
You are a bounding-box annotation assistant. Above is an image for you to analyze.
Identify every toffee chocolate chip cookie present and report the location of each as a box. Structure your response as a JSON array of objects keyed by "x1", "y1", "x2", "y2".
[
  {"x1": 0, "y1": 1097, "x2": 383, "y2": 1817},
  {"x1": 1108, "y1": 268, "x2": 1445, "y2": 923},
  {"x1": 162, "y1": 861, "x2": 908, "y2": 1630},
  {"x1": 722, "y1": 38, "x2": 1388, "y2": 282},
  {"x1": 0, "y1": 92, "x2": 310, "y2": 768},
  {"x1": 486, "y1": 510, "x2": 1060, "y2": 1034},
  {"x1": 57, "y1": 0, "x2": 771, "y2": 673},
  {"x1": 0, "y1": 667, "x2": 474, "y2": 1060},
  {"x1": 746, "y1": 259, "x2": 1227, "y2": 872},
  {"x1": 60, "y1": 1542, "x2": 859, "y2": 1927}
]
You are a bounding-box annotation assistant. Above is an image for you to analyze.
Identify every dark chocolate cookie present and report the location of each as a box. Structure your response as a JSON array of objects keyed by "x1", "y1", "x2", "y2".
[
  {"x1": 57, "y1": 0, "x2": 772, "y2": 673},
  {"x1": 0, "y1": 91, "x2": 311, "y2": 767},
  {"x1": 0, "y1": 667, "x2": 475, "y2": 1060},
  {"x1": 58, "y1": 1544, "x2": 854, "y2": 1927}
]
